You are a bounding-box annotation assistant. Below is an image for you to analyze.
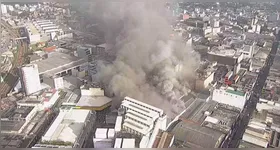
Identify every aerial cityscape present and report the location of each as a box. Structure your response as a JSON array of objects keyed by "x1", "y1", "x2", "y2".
[{"x1": 1, "y1": 1, "x2": 280, "y2": 148}]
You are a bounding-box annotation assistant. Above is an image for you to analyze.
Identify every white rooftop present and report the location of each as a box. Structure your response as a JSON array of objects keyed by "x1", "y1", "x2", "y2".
[
  {"x1": 42, "y1": 108, "x2": 90, "y2": 144},
  {"x1": 208, "y1": 47, "x2": 241, "y2": 58},
  {"x1": 121, "y1": 101, "x2": 160, "y2": 120},
  {"x1": 123, "y1": 118, "x2": 150, "y2": 135},
  {"x1": 122, "y1": 138, "x2": 136, "y2": 148},
  {"x1": 76, "y1": 96, "x2": 112, "y2": 107}
]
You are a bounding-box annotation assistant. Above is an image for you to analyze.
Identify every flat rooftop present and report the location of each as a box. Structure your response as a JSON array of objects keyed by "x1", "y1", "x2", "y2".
[
  {"x1": 2, "y1": 120, "x2": 25, "y2": 132},
  {"x1": 2, "y1": 106, "x2": 34, "y2": 119},
  {"x1": 62, "y1": 89, "x2": 81, "y2": 104},
  {"x1": 208, "y1": 47, "x2": 240, "y2": 58},
  {"x1": 42, "y1": 108, "x2": 90, "y2": 144},
  {"x1": 1, "y1": 134, "x2": 25, "y2": 148},
  {"x1": 239, "y1": 140, "x2": 264, "y2": 148},
  {"x1": 31, "y1": 51, "x2": 87, "y2": 76},
  {"x1": 17, "y1": 88, "x2": 58, "y2": 104},
  {"x1": 27, "y1": 22, "x2": 39, "y2": 35},
  {"x1": 76, "y1": 95, "x2": 112, "y2": 110}
]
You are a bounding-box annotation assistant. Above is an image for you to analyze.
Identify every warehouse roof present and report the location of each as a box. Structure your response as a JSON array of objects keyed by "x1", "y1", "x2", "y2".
[
  {"x1": 170, "y1": 121, "x2": 225, "y2": 148},
  {"x1": 32, "y1": 52, "x2": 87, "y2": 76}
]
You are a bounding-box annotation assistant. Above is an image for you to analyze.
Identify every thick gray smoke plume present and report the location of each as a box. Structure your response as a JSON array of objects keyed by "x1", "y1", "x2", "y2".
[{"x1": 84, "y1": 1, "x2": 200, "y2": 118}]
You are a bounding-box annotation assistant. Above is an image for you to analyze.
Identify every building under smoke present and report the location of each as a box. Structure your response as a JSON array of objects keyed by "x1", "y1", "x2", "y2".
[{"x1": 75, "y1": 1, "x2": 200, "y2": 118}]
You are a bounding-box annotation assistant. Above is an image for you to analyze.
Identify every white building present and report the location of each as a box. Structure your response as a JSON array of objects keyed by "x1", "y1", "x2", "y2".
[
  {"x1": 26, "y1": 22, "x2": 41, "y2": 44},
  {"x1": 7, "y1": 5, "x2": 14, "y2": 12},
  {"x1": 93, "y1": 128, "x2": 115, "y2": 148},
  {"x1": 37, "y1": 108, "x2": 95, "y2": 148},
  {"x1": 1, "y1": 4, "x2": 7, "y2": 14},
  {"x1": 113, "y1": 138, "x2": 136, "y2": 148},
  {"x1": 122, "y1": 138, "x2": 136, "y2": 148},
  {"x1": 241, "y1": 43, "x2": 255, "y2": 59},
  {"x1": 114, "y1": 138, "x2": 123, "y2": 148},
  {"x1": 20, "y1": 64, "x2": 41, "y2": 95},
  {"x1": 211, "y1": 86, "x2": 249, "y2": 110},
  {"x1": 114, "y1": 116, "x2": 123, "y2": 133},
  {"x1": 27, "y1": 20, "x2": 72, "y2": 44},
  {"x1": 53, "y1": 76, "x2": 64, "y2": 89},
  {"x1": 120, "y1": 97, "x2": 167, "y2": 140}
]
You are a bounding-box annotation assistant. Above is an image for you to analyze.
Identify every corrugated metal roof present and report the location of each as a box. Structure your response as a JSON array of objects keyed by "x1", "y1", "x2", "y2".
[{"x1": 170, "y1": 121, "x2": 225, "y2": 148}]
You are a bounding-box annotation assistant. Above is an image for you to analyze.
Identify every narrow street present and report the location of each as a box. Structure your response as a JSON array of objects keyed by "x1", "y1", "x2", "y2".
[{"x1": 224, "y1": 39, "x2": 279, "y2": 148}]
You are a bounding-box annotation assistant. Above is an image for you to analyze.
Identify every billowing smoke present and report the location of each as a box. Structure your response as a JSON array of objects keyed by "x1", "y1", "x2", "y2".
[{"x1": 82, "y1": 1, "x2": 200, "y2": 118}]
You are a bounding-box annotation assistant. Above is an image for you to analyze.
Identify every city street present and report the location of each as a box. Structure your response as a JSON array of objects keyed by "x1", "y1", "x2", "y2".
[{"x1": 225, "y1": 39, "x2": 279, "y2": 148}]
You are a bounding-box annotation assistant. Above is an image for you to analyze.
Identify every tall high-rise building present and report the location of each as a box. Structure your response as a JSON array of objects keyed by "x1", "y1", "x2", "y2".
[{"x1": 19, "y1": 64, "x2": 41, "y2": 95}]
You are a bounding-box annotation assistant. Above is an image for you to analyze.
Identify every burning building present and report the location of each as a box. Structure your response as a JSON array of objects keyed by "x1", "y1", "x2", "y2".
[{"x1": 74, "y1": 0, "x2": 200, "y2": 118}]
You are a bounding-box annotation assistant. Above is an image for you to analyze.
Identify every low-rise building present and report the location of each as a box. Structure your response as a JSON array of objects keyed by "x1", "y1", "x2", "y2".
[
  {"x1": 207, "y1": 46, "x2": 243, "y2": 66},
  {"x1": 74, "y1": 83, "x2": 112, "y2": 111},
  {"x1": 113, "y1": 138, "x2": 136, "y2": 148},
  {"x1": 211, "y1": 86, "x2": 248, "y2": 110},
  {"x1": 31, "y1": 50, "x2": 88, "y2": 78},
  {"x1": 151, "y1": 130, "x2": 174, "y2": 148},
  {"x1": 1, "y1": 101, "x2": 57, "y2": 148},
  {"x1": 26, "y1": 20, "x2": 73, "y2": 44},
  {"x1": 16, "y1": 88, "x2": 60, "y2": 110},
  {"x1": 168, "y1": 98, "x2": 240, "y2": 148},
  {"x1": 195, "y1": 61, "x2": 217, "y2": 91},
  {"x1": 33, "y1": 107, "x2": 95, "y2": 148}
]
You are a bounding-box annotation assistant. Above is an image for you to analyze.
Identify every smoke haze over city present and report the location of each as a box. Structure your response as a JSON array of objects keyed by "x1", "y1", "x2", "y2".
[{"x1": 81, "y1": 0, "x2": 200, "y2": 118}]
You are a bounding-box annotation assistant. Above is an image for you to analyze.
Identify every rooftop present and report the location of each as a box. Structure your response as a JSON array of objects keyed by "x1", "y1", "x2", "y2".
[
  {"x1": 17, "y1": 88, "x2": 58, "y2": 106},
  {"x1": 2, "y1": 106, "x2": 34, "y2": 119},
  {"x1": 239, "y1": 141, "x2": 264, "y2": 148},
  {"x1": 152, "y1": 130, "x2": 174, "y2": 148},
  {"x1": 42, "y1": 108, "x2": 90, "y2": 144},
  {"x1": 226, "y1": 89, "x2": 245, "y2": 96},
  {"x1": 76, "y1": 95, "x2": 112, "y2": 109},
  {"x1": 2, "y1": 120, "x2": 25, "y2": 132},
  {"x1": 27, "y1": 22, "x2": 39, "y2": 35},
  {"x1": 170, "y1": 121, "x2": 225, "y2": 148},
  {"x1": 254, "y1": 47, "x2": 270, "y2": 60},
  {"x1": 61, "y1": 89, "x2": 81, "y2": 105},
  {"x1": 168, "y1": 95, "x2": 240, "y2": 148},
  {"x1": 31, "y1": 51, "x2": 87, "y2": 76},
  {"x1": 208, "y1": 46, "x2": 241, "y2": 58},
  {"x1": 1, "y1": 134, "x2": 25, "y2": 148}
]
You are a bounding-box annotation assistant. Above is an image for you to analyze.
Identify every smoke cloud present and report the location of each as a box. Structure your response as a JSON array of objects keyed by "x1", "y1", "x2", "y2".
[{"x1": 82, "y1": 1, "x2": 200, "y2": 118}]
